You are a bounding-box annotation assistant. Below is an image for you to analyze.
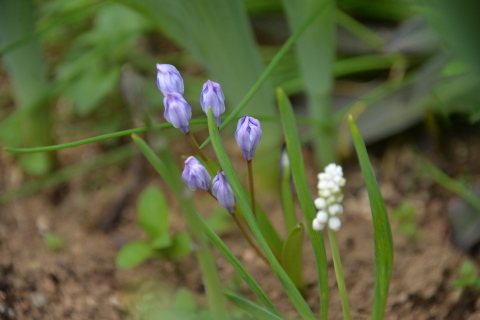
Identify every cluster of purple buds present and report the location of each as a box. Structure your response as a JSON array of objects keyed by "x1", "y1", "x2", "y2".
[
  {"x1": 156, "y1": 64, "x2": 227, "y2": 133},
  {"x1": 181, "y1": 157, "x2": 236, "y2": 214},
  {"x1": 157, "y1": 63, "x2": 263, "y2": 213}
]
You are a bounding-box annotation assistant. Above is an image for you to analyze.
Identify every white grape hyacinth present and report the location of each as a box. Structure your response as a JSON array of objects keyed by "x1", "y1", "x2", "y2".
[{"x1": 312, "y1": 163, "x2": 346, "y2": 232}]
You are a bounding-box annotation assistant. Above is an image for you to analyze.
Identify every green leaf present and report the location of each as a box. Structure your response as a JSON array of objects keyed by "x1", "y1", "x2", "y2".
[
  {"x1": 137, "y1": 185, "x2": 170, "y2": 247},
  {"x1": 151, "y1": 232, "x2": 171, "y2": 250},
  {"x1": 116, "y1": 241, "x2": 154, "y2": 269},
  {"x1": 67, "y1": 67, "x2": 120, "y2": 116},
  {"x1": 207, "y1": 108, "x2": 315, "y2": 320},
  {"x1": 173, "y1": 288, "x2": 197, "y2": 312},
  {"x1": 281, "y1": 224, "x2": 306, "y2": 294},
  {"x1": 277, "y1": 88, "x2": 329, "y2": 319},
  {"x1": 225, "y1": 291, "x2": 283, "y2": 320},
  {"x1": 169, "y1": 231, "x2": 192, "y2": 260},
  {"x1": 349, "y1": 116, "x2": 394, "y2": 320}
]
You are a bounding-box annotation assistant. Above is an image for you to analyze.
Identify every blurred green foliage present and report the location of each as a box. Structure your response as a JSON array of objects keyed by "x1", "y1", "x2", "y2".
[
  {"x1": 392, "y1": 202, "x2": 423, "y2": 242},
  {"x1": 116, "y1": 185, "x2": 192, "y2": 269},
  {"x1": 454, "y1": 261, "x2": 480, "y2": 289}
]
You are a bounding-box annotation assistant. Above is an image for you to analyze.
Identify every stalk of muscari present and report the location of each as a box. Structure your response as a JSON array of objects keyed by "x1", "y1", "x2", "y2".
[
  {"x1": 234, "y1": 115, "x2": 262, "y2": 216},
  {"x1": 313, "y1": 163, "x2": 351, "y2": 320}
]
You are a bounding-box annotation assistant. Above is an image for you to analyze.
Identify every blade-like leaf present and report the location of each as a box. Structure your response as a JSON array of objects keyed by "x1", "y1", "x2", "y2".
[
  {"x1": 277, "y1": 88, "x2": 329, "y2": 319},
  {"x1": 281, "y1": 224, "x2": 306, "y2": 294},
  {"x1": 225, "y1": 291, "x2": 283, "y2": 320},
  {"x1": 116, "y1": 241, "x2": 154, "y2": 269},
  {"x1": 349, "y1": 116, "x2": 394, "y2": 320},
  {"x1": 207, "y1": 108, "x2": 315, "y2": 320}
]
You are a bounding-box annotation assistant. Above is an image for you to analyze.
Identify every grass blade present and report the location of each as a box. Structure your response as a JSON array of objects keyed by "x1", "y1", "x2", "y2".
[
  {"x1": 131, "y1": 134, "x2": 280, "y2": 317},
  {"x1": 207, "y1": 108, "x2": 316, "y2": 319},
  {"x1": 277, "y1": 88, "x2": 329, "y2": 320},
  {"x1": 225, "y1": 291, "x2": 283, "y2": 320},
  {"x1": 282, "y1": 224, "x2": 306, "y2": 295},
  {"x1": 348, "y1": 117, "x2": 393, "y2": 320},
  {"x1": 418, "y1": 156, "x2": 480, "y2": 211}
]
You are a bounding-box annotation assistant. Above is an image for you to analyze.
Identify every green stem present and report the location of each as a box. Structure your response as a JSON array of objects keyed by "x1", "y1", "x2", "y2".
[
  {"x1": 280, "y1": 148, "x2": 296, "y2": 233},
  {"x1": 328, "y1": 229, "x2": 351, "y2": 320},
  {"x1": 247, "y1": 159, "x2": 257, "y2": 217},
  {"x1": 199, "y1": 0, "x2": 332, "y2": 149}
]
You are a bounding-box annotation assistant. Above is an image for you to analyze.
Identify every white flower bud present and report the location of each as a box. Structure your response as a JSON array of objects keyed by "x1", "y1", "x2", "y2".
[
  {"x1": 328, "y1": 217, "x2": 341, "y2": 231},
  {"x1": 316, "y1": 210, "x2": 329, "y2": 223},
  {"x1": 314, "y1": 198, "x2": 327, "y2": 210},
  {"x1": 312, "y1": 218, "x2": 325, "y2": 231}
]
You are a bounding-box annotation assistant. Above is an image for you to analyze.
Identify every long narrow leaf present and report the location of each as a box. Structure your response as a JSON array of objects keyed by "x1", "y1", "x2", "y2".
[
  {"x1": 207, "y1": 108, "x2": 316, "y2": 320},
  {"x1": 348, "y1": 117, "x2": 394, "y2": 320},
  {"x1": 225, "y1": 291, "x2": 283, "y2": 320},
  {"x1": 131, "y1": 134, "x2": 280, "y2": 316},
  {"x1": 277, "y1": 88, "x2": 329, "y2": 319}
]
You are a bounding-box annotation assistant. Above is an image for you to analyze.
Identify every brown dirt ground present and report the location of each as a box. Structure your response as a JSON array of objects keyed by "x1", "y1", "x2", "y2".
[{"x1": 1, "y1": 122, "x2": 480, "y2": 320}]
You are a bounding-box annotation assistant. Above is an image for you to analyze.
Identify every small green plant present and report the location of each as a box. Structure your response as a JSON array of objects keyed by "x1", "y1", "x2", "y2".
[
  {"x1": 43, "y1": 232, "x2": 64, "y2": 251},
  {"x1": 454, "y1": 261, "x2": 480, "y2": 289},
  {"x1": 116, "y1": 185, "x2": 192, "y2": 269},
  {"x1": 392, "y1": 202, "x2": 423, "y2": 241}
]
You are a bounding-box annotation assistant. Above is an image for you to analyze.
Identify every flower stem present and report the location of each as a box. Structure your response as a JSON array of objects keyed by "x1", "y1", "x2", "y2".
[
  {"x1": 207, "y1": 190, "x2": 268, "y2": 265},
  {"x1": 247, "y1": 159, "x2": 257, "y2": 217},
  {"x1": 328, "y1": 228, "x2": 351, "y2": 320},
  {"x1": 186, "y1": 131, "x2": 215, "y2": 173}
]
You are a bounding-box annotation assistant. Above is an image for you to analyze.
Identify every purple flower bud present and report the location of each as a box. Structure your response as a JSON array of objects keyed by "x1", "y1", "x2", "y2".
[
  {"x1": 156, "y1": 64, "x2": 184, "y2": 95},
  {"x1": 200, "y1": 80, "x2": 225, "y2": 126},
  {"x1": 234, "y1": 116, "x2": 262, "y2": 161},
  {"x1": 182, "y1": 156, "x2": 211, "y2": 191},
  {"x1": 163, "y1": 93, "x2": 192, "y2": 133},
  {"x1": 212, "y1": 171, "x2": 236, "y2": 214}
]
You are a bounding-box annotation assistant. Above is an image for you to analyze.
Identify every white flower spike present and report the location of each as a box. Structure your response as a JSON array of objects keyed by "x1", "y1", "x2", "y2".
[{"x1": 313, "y1": 163, "x2": 346, "y2": 232}]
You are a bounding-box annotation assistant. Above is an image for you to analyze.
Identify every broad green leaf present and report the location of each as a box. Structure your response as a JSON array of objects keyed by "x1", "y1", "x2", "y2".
[
  {"x1": 169, "y1": 232, "x2": 192, "y2": 260},
  {"x1": 151, "y1": 232, "x2": 171, "y2": 250},
  {"x1": 225, "y1": 291, "x2": 283, "y2": 320},
  {"x1": 207, "y1": 108, "x2": 315, "y2": 320},
  {"x1": 277, "y1": 88, "x2": 329, "y2": 319},
  {"x1": 116, "y1": 241, "x2": 154, "y2": 269},
  {"x1": 138, "y1": 185, "x2": 170, "y2": 247},
  {"x1": 281, "y1": 224, "x2": 306, "y2": 294},
  {"x1": 173, "y1": 288, "x2": 197, "y2": 312},
  {"x1": 132, "y1": 133, "x2": 279, "y2": 316},
  {"x1": 349, "y1": 117, "x2": 393, "y2": 320}
]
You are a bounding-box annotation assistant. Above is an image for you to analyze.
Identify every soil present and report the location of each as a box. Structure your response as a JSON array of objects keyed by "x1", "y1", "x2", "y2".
[{"x1": 1, "y1": 120, "x2": 480, "y2": 320}]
